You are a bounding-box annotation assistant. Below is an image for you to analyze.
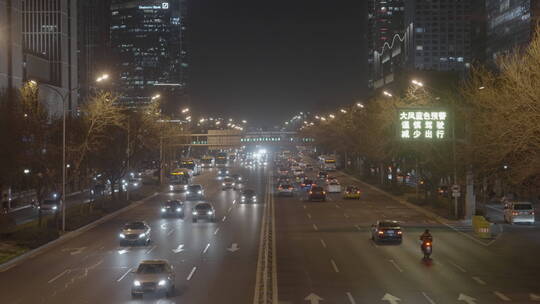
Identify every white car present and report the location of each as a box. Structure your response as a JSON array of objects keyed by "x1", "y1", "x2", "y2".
[
  {"x1": 293, "y1": 169, "x2": 304, "y2": 176},
  {"x1": 326, "y1": 182, "x2": 342, "y2": 193},
  {"x1": 504, "y1": 201, "x2": 535, "y2": 224}
]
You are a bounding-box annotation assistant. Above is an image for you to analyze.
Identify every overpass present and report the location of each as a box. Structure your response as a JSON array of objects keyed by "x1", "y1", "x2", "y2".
[{"x1": 170, "y1": 130, "x2": 314, "y2": 148}]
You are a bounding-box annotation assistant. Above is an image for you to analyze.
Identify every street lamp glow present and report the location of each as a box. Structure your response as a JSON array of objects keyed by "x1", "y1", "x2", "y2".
[
  {"x1": 383, "y1": 91, "x2": 393, "y2": 97},
  {"x1": 181, "y1": 108, "x2": 190, "y2": 113},
  {"x1": 28, "y1": 80, "x2": 37, "y2": 86},
  {"x1": 356, "y1": 102, "x2": 365, "y2": 108},
  {"x1": 411, "y1": 79, "x2": 424, "y2": 87},
  {"x1": 215, "y1": 121, "x2": 221, "y2": 125},
  {"x1": 320, "y1": 117, "x2": 327, "y2": 121},
  {"x1": 96, "y1": 74, "x2": 109, "y2": 82},
  {"x1": 315, "y1": 115, "x2": 320, "y2": 119},
  {"x1": 340, "y1": 109, "x2": 347, "y2": 114},
  {"x1": 329, "y1": 114, "x2": 335, "y2": 119},
  {"x1": 23, "y1": 169, "x2": 30, "y2": 174},
  {"x1": 242, "y1": 120, "x2": 247, "y2": 124},
  {"x1": 151, "y1": 94, "x2": 161, "y2": 100},
  {"x1": 479, "y1": 86, "x2": 485, "y2": 90}
]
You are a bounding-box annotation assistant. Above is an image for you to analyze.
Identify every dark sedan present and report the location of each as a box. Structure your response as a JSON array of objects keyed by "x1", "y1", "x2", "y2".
[
  {"x1": 160, "y1": 200, "x2": 185, "y2": 218},
  {"x1": 308, "y1": 186, "x2": 326, "y2": 202},
  {"x1": 371, "y1": 220, "x2": 403, "y2": 243}
]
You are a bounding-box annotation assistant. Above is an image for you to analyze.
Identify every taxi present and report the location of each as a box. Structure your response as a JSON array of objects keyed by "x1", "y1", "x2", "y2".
[{"x1": 343, "y1": 186, "x2": 361, "y2": 199}]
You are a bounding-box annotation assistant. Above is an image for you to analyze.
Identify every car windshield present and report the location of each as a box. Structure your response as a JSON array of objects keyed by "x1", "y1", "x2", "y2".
[
  {"x1": 224, "y1": 178, "x2": 233, "y2": 182},
  {"x1": 243, "y1": 190, "x2": 255, "y2": 195},
  {"x1": 137, "y1": 263, "x2": 166, "y2": 274},
  {"x1": 124, "y1": 222, "x2": 146, "y2": 229},
  {"x1": 514, "y1": 204, "x2": 533, "y2": 210},
  {"x1": 42, "y1": 200, "x2": 58, "y2": 205},
  {"x1": 164, "y1": 201, "x2": 179, "y2": 207},
  {"x1": 195, "y1": 204, "x2": 211, "y2": 210},
  {"x1": 188, "y1": 185, "x2": 201, "y2": 191}
]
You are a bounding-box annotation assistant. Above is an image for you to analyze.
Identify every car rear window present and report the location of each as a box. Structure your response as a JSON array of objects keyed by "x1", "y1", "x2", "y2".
[
  {"x1": 137, "y1": 263, "x2": 166, "y2": 274},
  {"x1": 514, "y1": 204, "x2": 533, "y2": 210},
  {"x1": 379, "y1": 221, "x2": 399, "y2": 228},
  {"x1": 312, "y1": 187, "x2": 324, "y2": 192}
]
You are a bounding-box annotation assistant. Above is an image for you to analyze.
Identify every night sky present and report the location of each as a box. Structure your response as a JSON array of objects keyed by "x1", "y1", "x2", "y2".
[{"x1": 188, "y1": 0, "x2": 367, "y2": 127}]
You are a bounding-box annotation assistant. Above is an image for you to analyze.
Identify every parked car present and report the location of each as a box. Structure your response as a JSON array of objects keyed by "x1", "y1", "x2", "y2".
[
  {"x1": 504, "y1": 201, "x2": 535, "y2": 224},
  {"x1": 371, "y1": 220, "x2": 403, "y2": 244},
  {"x1": 38, "y1": 193, "x2": 62, "y2": 213},
  {"x1": 131, "y1": 260, "x2": 175, "y2": 298}
]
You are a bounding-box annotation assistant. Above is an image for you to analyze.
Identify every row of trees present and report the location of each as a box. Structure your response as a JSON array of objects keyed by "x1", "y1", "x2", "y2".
[
  {"x1": 0, "y1": 84, "x2": 180, "y2": 206},
  {"x1": 302, "y1": 28, "x2": 540, "y2": 202}
]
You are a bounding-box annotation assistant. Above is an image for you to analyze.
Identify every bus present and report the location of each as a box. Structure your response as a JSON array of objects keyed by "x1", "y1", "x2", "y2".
[
  {"x1": 215, "y1": 152, "x2": 228, "y2": 168},
  {"x1": 319, "y1": 155, "x2": 337, "y2": 171},
  {"x1": 169, "y1": 168, "x2": 190, "y2": 191},
  {"x1": 200, "y1": 156, "x2": 214, "y2": 168},
  {"x1": 181, "y1": 159, "x2": 201, "y2": 176}
]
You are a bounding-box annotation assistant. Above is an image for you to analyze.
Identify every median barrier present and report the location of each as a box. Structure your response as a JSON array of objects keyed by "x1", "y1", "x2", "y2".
[{"x1": 472, "y1": 215, "x2": 492, "y2": 238}]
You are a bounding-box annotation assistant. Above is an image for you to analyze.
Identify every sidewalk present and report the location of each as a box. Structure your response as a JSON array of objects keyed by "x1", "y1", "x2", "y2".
[{"x1": 7, "y1": 189, "x2": 89, "y2": 213}]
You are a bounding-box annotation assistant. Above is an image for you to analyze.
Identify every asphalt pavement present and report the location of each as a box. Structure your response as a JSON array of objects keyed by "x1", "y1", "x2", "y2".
[
  {"x1": 275, "y1": 166, "x2": 540, "y2": 304},
  {"x1": 0, "y1": 163, "x2": 267, "y2": 304}
]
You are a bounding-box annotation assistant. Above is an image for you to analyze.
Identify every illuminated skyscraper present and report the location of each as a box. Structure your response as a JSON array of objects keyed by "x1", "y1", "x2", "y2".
[{"x1": 110, "y1": 0, "x2": 187, "y2": 108}]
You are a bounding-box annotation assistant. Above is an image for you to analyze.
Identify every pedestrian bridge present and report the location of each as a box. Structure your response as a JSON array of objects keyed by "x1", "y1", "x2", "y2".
[{"x1": 171, "y1": 130, "x2": 314, "y2": 148}]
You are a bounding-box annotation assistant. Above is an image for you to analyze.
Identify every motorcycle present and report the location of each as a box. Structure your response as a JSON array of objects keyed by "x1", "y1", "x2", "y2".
[{"x1": 421, "y1": 239, "x2": 433, "y2": 260}]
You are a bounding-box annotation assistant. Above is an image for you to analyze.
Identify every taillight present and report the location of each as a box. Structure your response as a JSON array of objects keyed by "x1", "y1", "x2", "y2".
[
  {"x1": 322, "y1": 191, "x2": 326, "y2": 194},
  {"x1": 301, "y1": 184, "x2": 305, "y2": 187},
  {"x1": 397, "y1": 231, "x2": 402, "y2": 235},
  {"x1": 530, "y1": 211, "x2": 535, "y2": 215},
  {"x1": 356, "y1": 191, "x2": 360, "y2": 194},
  {"x1": 309, "y1": 191, "x2": 313, "y2": 194},
  {"x1": 512, "y1": 211, "x2": 519, "y2": 216},
  {"x1": 425, "y1": 242, "x2": 431, "y2": 246},
  {"x1": 378, "y1": 230, "x2": 384, "y2": 235}
]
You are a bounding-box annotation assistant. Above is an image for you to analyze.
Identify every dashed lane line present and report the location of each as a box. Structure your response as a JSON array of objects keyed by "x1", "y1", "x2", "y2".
[
  {"x1": 116, "y1": 267, "x2": 132, "y2": 282},
  {"x1": 472, "y1": 276, "x2": 486, "y2": 285},
  {"x1": 48, "y1": 269, "x2": 71, "y2": 284},
  {"x1": 313, "y1": 224, "x2": 319, "y2": 231},
  {"x1": 213, "y1": 227, "x2": 220, "y2": 235},
  {"x1": 307, "y1": 213, "x2": 312, "y2": 219},
  {"x1": 330, "y1": 259, "x2": 340, "y2": 273},
  {"x1": 422, "y1": 292, "x2": 437, "y2": 304},
  {"x1": 145, "y1": 245, "x2": 157, "y2": 254},
  {"x1": 355, "y1": 225, "x2": 362, "y2": 231},
  {"x1": 448, "y1": 261, "x2": 467, "y2": 273},
  {"x1": 203, "y1": 243, "x2": 211, "y2": 254},
  {"x1": 494, "y1": 291, "x2": 511, "y2": 301},
  {"x1": 186, "y1": 266, "x2": 197, "y2": 281},
  {"x1": 389, "y1": 259, "x2": 403, "y2": 273},
  {"x1": 320, "y1": 239, "x2": 327, "y2": 248},
  {"x1": 222, "y1": 216, "x2": 227, "y2": 222},
  {"x1": 346, "y1": 292, "x2": 357, "y2": 304},
  {"x1": 167, "y1": 229, "x2": 174, "y2": 236}
]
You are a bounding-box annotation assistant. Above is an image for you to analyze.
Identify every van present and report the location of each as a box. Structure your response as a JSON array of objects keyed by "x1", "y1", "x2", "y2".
[{"x1": 504, "y1": 201, "x2": 535, "y2": 224}]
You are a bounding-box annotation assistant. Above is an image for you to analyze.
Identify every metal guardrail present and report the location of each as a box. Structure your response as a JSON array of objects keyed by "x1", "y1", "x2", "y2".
[{"x1": 253, "y1": 171, "x2": 278, "y2": 304}]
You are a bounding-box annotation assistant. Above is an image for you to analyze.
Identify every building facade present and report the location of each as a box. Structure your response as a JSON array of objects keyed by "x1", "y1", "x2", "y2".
[
  {"x1": 0, "y1": 0, "x2": 78, "y2": 116},
  {"x1": 405, "y1": 0, "x2": 473, "y2": 72},
  {"x1": 110, "y1": 0, "x2": 187, "y2": 108},
  {"x1": 486, "y1": 0, "x2": 540, "y2": 62}
]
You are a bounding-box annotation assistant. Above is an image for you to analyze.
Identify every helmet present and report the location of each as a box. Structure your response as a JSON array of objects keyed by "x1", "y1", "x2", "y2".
[{"x1": 424, "y1": 229, "x2": 430, "y2": 234}]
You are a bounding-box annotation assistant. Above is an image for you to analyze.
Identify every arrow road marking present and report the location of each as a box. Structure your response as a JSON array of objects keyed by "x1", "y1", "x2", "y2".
[
  {"x1": 346, "y1": 292, "x2": 356, "y2": 304},
  {"x1": 116, "y1": 267, "x2": 132, "y2": 282},
  {"x1": 382, "y1": 293, "x2": 401, "y2": 304},
  {"x1": 389, "y1": 259, "x2": 403, "y2": 272},
  {"x1": 458, "y1": 293, "x2": 478, "y2": 304},
  {"x1": 186, "y1": 266, "x2": 197, "y2": 281},
  {"x1": 172, "y1": 244, "x2": 184, "y2": 253},
  {"x1": 227, "y1": 243, "x2": 240, "y2": 252},
  {"x1": 304, "y1": 293, "x2": 323, "y2": 304},
  {"x1": 530, "y1": 293, "x2": 540, "y2": 301},
  {"x1": 203, "y1": 243, "x2": 211, "y2": 254},
  {"x1": 494, "y1": 291, "x2": 511, "y2": 301},
  {"x1": 48, "y1": 269, "x2": 71, "y2": 284}
]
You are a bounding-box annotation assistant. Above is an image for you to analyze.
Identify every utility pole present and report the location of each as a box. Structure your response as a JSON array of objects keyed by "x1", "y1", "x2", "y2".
[
  {"x1": 126, "y1": 118, "x2": 130, "y2": 201},
  {"x1": 452, "y1": 99, "x2": 459, "y2": 219}
]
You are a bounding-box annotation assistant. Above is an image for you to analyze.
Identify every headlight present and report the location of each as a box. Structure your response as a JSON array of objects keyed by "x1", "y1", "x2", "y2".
[
  {"x1": 253, "y1": 196, "x2": 257, "y2": 200},
  {"x1": 222, "y1": 183, "x2": 225, "y2": 186},
  {"x1": 161, "y1": 208, "x2": 166, "y2": 212},
  {"x1": 176, "y1": 207, "x2": 182, "y2": 212},
  {"x1": 184, "y1": 185, "x2": 188, "y2": 190},
  {"x1": 139, "y1": 233, "x2": 146, "y2": 238},
  {"x1": 241, "y1": 196, "x2": 246, "y2": 200},
  {"x1": 197, "y1": 190, "x2": 202, "y2": 194},
  {"x1": 91, "y1": 190, "x2": 94, "y2": 195},
  {"x1": 192, "y1": 211, "x2": 197, "y2": 215},
  {"x1": 186, "y1": 191, "x2": 190, "y2": 195},
  {"x1": 169, "y1": 185, "x2": 174, "y2": 190},
  {"x1": 52, "y1": 206, "x2": 58, "y2": 210},
  {"x1": 158, "y1": 280, "x2": 167, "y2": 286},
  {"x1": 226, "y1": 171, "x2": 229, "y2": 174},
  {"x1": 232, "y1": 183, "x2": 236, "y2": 186},
  {"x1": 238, "y1": 177, "x2": 242, "y2": 181},
  {"x1": 207, "y1": 211, "x2": 213, "y2": 215},
  {"x1": 119, "y1": 233, "x2": 125, "y2": 238},
  {"x1": 134, "y1": 280, "x2": 141, "y2": 287},
  {"x1": 133, "y1": 183, "x2": 138, "y2": 187}
]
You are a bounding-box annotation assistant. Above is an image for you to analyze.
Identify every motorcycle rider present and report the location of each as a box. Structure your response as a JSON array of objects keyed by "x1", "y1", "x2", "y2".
[
  {"x1": 419, "y1": 229, "x2": 433, "y2": 242},
  {"x1": 419, "y1": 229, "x2": 433, "y2": 259}
]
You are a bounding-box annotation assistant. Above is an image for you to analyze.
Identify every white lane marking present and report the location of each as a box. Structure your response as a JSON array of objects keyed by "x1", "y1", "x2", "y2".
[
  {"x1": 145, "y1": 245, "x2": 157, "y2": 254},
  {"x1": 203, "y1": 243, "x2": 211, "y2": 254},
  {"x1": 307, "y1": 213, "x2": 312, "y2": 219},
  {"x1": 335, "y1": 204, "x2": 340, "y2": 208},
  {"x1": 422, "y1": 291, "x2": 437, "y2": 304},
  {"x1": 354, "y1": 224, "x2": 362, "y2": 231},
  {"x1": 330, "y1": 259, "x2": 340, "y2": 273},
  {"x1": 222, "y1": 216, "x2": 227, "y2": 222},
  {"x1": 172, "y1": 244, "x2": 184, "y2": 253},
  {"x1": 472, "y1": 276, "x2": 486, "y2": 285},
  {"x1": 228, "y1": 206, "x2": 233, "y2": 213},
  {"x1": 117, "y1": 249, "x2": 129, "y2": 255},
  {"x1": 320, "y1": 239, "x2": 327, "y2": 248},
  {"x1": 448, "y1": 261, "x2": 467, "y2": 273},
  {"x1": 346, "y1": 292, "x2": 357, "y2": 304},
  {"x1": 186, "y1": 266, "x2": 197, "y2": 281},
  {"x1": 233, "y1": 199, "x2": 236, "y2": 204},
  {"x1": 344, "y1": 213, "x2": 349, "y2": 219},
  {"x1": 160, "y1": 223, "x2": 167, "y2": 229},
  {"x1": 530, "y1": 293, "x2": 540, "y2": 301},
  {"x1": 303, "y1": 204, "x2": 307, "y2": 209},
  {"x1": 48, "y1": 269, "x2": 71, "y2": 284},
  {"x1": 167, "y1": 229, "x2": 174, "y2": 236},
  {"x1": 494, "y1": 291, "x2": 511, "y2": 301},
  {"x1": 116, "y1": 267, "x2": 133, "y2": 282},
  {"x1": 312, "y1": 224, "x2": 319, "y2": 231},
  {"x1": 213, "y1": 227, "x2": 220, "y2": 235},
  {"x1": 389, "y1": 259, "x2": 403, "y2": 272}
]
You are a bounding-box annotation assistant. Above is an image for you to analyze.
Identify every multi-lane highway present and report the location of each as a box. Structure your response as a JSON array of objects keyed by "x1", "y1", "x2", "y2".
[
  {"x1": 0, "y1": 164, "x2": 268, "y2": 303},
  {"x1": 2, "y1": 156, "x2": 540, "y2": 304},
  {"x1": 275, "y1": 166, "x2": 540, "y2": 304}
]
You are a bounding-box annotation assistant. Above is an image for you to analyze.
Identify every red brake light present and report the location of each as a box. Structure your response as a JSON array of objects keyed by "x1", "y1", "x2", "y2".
[
  {"x1": 309, "y1": 191, "x2": 313, "y2": 194},
  {"x1": 322, "y1": 191, "x2": 326, "y2": 194},
  {"x1": 356, "y1": 191, "x2": 360, "y2": 194},
  {"x1": 425, "y1": 242, "x2": 431, "y2": 246},
  {"x1": 378, "y1": 230, "x2": 384, "y2": 235},
  {"x1": 512, "y1": 211, "x2": 519, "y2": 216},
  {"x1": 397, "y1": 231, "x2": 402, "y2": 234}
]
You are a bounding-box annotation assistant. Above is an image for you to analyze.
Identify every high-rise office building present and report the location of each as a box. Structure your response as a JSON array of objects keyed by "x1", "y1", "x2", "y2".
[
  {"x1": 78, "y1": 0, "x2": 113, "y2": 102},
  {"x1": 486, "y1": 0, "x2": 540, "y2": 62},
  {"x1": 110, "y1": 0, "x2": 187, "y2": 108},
  {"x1": 405, "y1": 0, "x2": 473, "y2": 72},
  {"x1": 0, "y1": 0, "x2": 78, "y2": 116}
]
